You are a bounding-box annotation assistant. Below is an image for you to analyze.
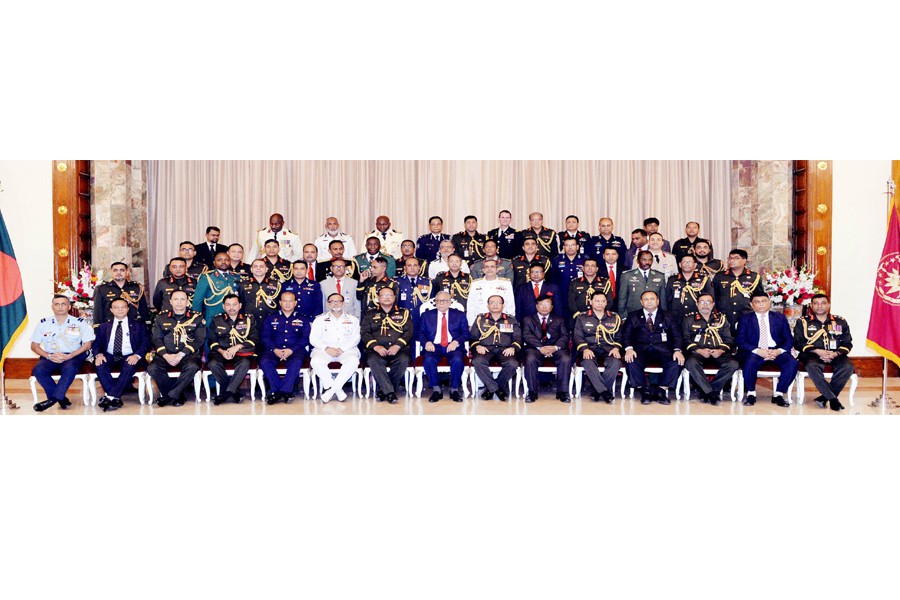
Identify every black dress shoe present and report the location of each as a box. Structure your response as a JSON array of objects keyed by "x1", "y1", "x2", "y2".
[
  {"x1": 652, "y1": 387, "x2": 667, "y2": 401},
  {"x1": 742, "y1": 396, "x2": 756, "y2": 406},
  {"x1": 213, "y1": 394, "x2": 227, "y2": 406},
  {"x1": 283, "y1": 393, "x2": 294, "y2": 404},
  {"x1": 481, "y1": 390, "x2": 494, "y2": 400},
  {"x1": 34, "y1": 399, "x2": 57, "y2": 412},
  {"x1": 105, "y1": 398, "x2": 124, "y2": 412},
  {"x1": 590, "y1": 392, "x2": 602, "y2": 402},
  {"x1": 640, "y1": 388, "x2": 653, "y2": 404},
  {"x1": 813, "y1": 395, "x2": 827, "y2": 409},
  {"x1": 557, "y1": 392, "x2": 570, "y2": 402},
  {"x1": 375, "y1": 391, "x2": 386, "y2": 402},
  {"x1": 450, "y1": 390, "x2": 463, "y2": 402},
  {"x1": 496, "y1": 390, "x2": 508, "y2": 402},
  {"x1": 640, "y1": 398, "x2": 652, "y2": 405},
  {"x1": 429, "y1": 391, "x2": 443, "y2": 403},
  {"x1": 600, "y1": 390, "x2": 614, "y2": 404},
  {"x1": 829, "y1": 398, "x2": 845, "y2": 411},
  {"x1": 98, "y1": 396, "x2": 111, "y2": 409},
  {"x1": 772, "y1": 395, "x2": 789, "y2": 408},
  {"x1": 657, "y1": 398, "x2": 671, "y2": 406},
  {"x1": 265, "y1": 392, "x2": 279, "y2": 405},
  {"x1": 172, "y1": 396, "x2": 186, "y2": 407},
  {"x1": 387, "y1": 392, "x2": 399, "y2": 404},
  {"x1": 525, "y1": 392, "x2": 537, "y2": 403},
  {"x1": 157, "y1": 396, "x2": 171, "y2": 407},
  {"x1": 231, "y1": 392, "x2": 244, "y2": 403},
  {"x1": 58, "y1": 397, "x2": 72, "y2": 410},
  {"x1": 708, "y1": 393, "x2": 720, "y2": 406}
]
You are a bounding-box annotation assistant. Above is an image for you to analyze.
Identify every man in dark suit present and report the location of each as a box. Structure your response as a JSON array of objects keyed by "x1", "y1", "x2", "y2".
[
  {"x1": 418, "y1": 291, "x2": 469, "y2": 403},
  {"x1": 622, "y1": 290, "x2": 685, "y2": 405},
  {"x1": 194, "y1": 226, "x2": 229, "y2": 269},
  {"x1": 736, "y1": 295, "x2": 799, "y2": 408},
  {"x1": 514, "y1": 263, "x2": 563, "y2": 321},
  {"x1": 93, "y1": 297, "x2": 151, "y2": 411},
  {"x1": 522, "y1": 294, "x2": 572, "y2": 403}
]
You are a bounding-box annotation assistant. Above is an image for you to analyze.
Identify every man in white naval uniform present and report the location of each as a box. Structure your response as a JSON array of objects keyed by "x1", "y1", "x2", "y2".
[
  {"x1": 466, "y1": 259, "x2": 516, "y2": 325},
  {"x1": 314, "y1": 217, "x2": 357, "y2": 260},
  {"x1": 309, "y1": 293, "x2": 361, "y2": 403},
  {"x1": 365, "y1": 215, "x2": 404, "y2": 260},
  {"x1": 254, "y1": 213, "x2": 302, "y2": 262}
]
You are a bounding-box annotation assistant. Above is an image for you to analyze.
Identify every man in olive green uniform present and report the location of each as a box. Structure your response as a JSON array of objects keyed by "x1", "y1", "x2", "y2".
[
  {"x1": 682, "y1": 293, "x2": 738, "y2": 405},
  {"x1": 572, "y1": 292, "x2": 623, "y2": 403},
  {"x1": 148, "y1": 290, "x2": 207, "y2": 407},
  {"x1": 469, "y1": 295, "x2": 522, "y2": 401},
  {"x1": 793, "y1": 293, "x2": 854, "y2": 411},
  {"x1": 713, "y1": 248, "x2": 766, "y2": 334},
  {"x1": 361, "y1": 286, "x2": 414, "y2": 404},
  {"x1": 617, "y1": 250, "x2": 667, "y2": 318}
]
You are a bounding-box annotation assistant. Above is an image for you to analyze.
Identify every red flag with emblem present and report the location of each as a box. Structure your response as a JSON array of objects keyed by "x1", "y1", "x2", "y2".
[{"x1": 867, "y1": 197, "x2": 900, "y2": 366}]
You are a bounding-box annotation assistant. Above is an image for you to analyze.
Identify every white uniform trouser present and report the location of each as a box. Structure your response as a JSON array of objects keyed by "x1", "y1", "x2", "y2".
[{"x1": 310, "y1": 347, "x2": 360, "y2": 391}]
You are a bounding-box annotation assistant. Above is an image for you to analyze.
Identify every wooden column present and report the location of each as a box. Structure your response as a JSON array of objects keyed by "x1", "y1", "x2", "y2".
[
  {"x1": 51, "y1": 160, "x2": 91, "y2": 283},
  {"x1": 792, "y1": 160, "x2": 832, "y2": 297}
]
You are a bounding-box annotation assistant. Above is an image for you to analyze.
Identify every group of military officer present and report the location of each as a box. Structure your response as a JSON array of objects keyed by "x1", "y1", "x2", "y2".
[{"x1": 29, "y1": 212, "x2": 855, "y2": 411}]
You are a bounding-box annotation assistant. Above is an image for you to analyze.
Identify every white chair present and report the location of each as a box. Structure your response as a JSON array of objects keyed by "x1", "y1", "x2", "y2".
[
  {"x1": 796, "y1": 371, "x2": 858, "y2": 407},
  {"x1": 469, "y1": 366, "x2": 519, "y2": 398},
  {"x1": 29, "y1": 372, "x2": 92, "y2": 406},
  {"x1": 144, "y1": 370, "x2": 205, "y2": 403},
  {"x1": 362, "y1": 365, "x2": 416, "y2": 398},
  {"x1": 571, "y1": 365, "x2": 626, "y2": 399},
  {"x1": 677, "y1": 369, "x2": 739, "y2": 402},
  {"x1": 88, "y1": 371, "x2": 146, "y2": 405},
  {"x1": 412, "y1": 341, "x2": 471, "y2": 398},
  {"x1": 203, "y1": 362, "x2": 259, "y2": 402}
]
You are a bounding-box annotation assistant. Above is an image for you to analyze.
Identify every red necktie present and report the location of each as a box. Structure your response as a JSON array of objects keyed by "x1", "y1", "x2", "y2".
[
  {"x1": 541, "y1": 316, "x2": 548, "y2": 340},
  {"x1": 336, "y1": 279, "x2": 341, "y2": 295},
  {"x1": 609, "y1": 266, "x2": 616, "y2": 299},
  {"x1": 440, "y1": 312, "x2": 449, "y2": 347},
  {"x1": 533, "y1": 283, "x2": 540, "y2": 298}
]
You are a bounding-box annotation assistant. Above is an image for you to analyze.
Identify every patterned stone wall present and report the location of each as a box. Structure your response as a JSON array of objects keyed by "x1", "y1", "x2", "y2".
[
  {"x1": 91, "y1": 160, "x2": 149, "y2": 290},
  {"x1": 731, "y1": 160, "x2": 793, "y2": 273}
]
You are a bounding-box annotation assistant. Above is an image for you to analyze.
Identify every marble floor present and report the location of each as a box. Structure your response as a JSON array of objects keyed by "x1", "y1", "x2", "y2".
[{"x1": 2, "y1": 375, "x2": 897, "y2": 416}]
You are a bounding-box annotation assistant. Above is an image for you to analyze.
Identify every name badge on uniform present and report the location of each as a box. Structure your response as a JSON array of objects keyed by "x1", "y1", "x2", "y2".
[
  {"x1": 694, "y1": 334, "x2": 702, "y2": 342},
  {"x1": 576, "y1": 269, "x2": 583, "y2": 278},
  {"x1": 499, "y1": 323, "x2": 513, "y2": 333},
  {"x1": 400, "y1": 292, "x2": 407, "y2": 301},
  {"x1": 464, "y1": 250, "x2": 470, "y2": 257},
  {"x1": 829, "y1": 339, "x2": 837, "y2": 350},
  {"x1": 674, "y1": 290, "x2": 681, "y2": 299},
  {"x1": 660, "y1": 332, "x2": 668, "y2": 342},
  {"x1": 743, "y1": 292, "x2": 750, "y2": 299}
]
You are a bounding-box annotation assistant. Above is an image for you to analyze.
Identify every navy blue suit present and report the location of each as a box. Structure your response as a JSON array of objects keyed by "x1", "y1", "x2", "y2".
[
  {"x1": 93, "y1": 318, "x2": 151, "y2": 399},
  {"x1": 417, "y1": 308, "x2": 469, "y2": 391},
  {"x1": 736, "y1": 310, "x2": 799, "y2": 394},
  {"x1": 514, "y1": 281, "x2": 564, "y2": 321}
]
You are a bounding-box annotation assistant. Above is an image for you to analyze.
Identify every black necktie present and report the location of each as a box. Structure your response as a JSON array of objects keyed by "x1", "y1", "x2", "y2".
[
  {"x1": 643, "y1": 271, "x2": 648, "y2": 283},
  {"x1": 113, "y1": 320, "x2": 123, "y2": 357},
  {"x1": 541, "y1": 317, "x2": 548, "y2": 341}
]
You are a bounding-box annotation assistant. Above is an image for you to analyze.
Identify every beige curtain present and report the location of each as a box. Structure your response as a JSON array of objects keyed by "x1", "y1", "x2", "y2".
[{"x1": 148, "y1": 160, "x2": 731, "y2": 278}]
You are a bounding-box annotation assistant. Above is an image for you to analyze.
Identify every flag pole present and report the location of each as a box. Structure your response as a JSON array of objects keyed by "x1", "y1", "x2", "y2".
[{"x1": 877, "y1": 179, "x2": 896, "y2": 411}]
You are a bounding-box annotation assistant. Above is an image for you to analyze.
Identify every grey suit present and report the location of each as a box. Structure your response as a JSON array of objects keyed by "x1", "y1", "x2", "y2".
[
  {"x1": 617, "y1": 268, "x2": 667, "y2": 317},
  {"x1": 320, "y1": 276, "x2": 360, "y2": 318}
]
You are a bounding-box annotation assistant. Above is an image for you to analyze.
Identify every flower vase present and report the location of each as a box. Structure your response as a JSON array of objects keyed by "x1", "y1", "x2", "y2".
[{"x1": 782, "y1": 302, "x2": 802, "y2": 329}]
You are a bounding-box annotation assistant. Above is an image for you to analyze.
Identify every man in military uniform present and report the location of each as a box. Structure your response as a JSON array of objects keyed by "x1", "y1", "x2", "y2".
[
  {"x1": 261, "y1": 239, "x2": 293, "y2": 282},
  {"x1": 470, "y1": 239, "x2": 514, "y2": 281},
  {"x1": 162, "y1": 241, "x2": 207, "y2": 279},
  {"x1": 319, "y1": 259, "x2": 360, "y2": 318},
  {"x1": 361, "y1": 286, "x2": 414, "y2": 403},
  {"x1": 280, "y1": 260, "x2": 323, "y2": 323},
  {"x1": 395, "y1": 256, "x2": 432, "y2": 348},
  {"x1": 586, "y1": 217, "x2": 628, "y2": 269},
  {"x1": 399, "y1": 239, "x2": 428, "y2": 275},
  {"x1": 510, "y1": 238, "x2": 552, "y2": 287},
  {"x1": 153, "y1": 257, "x2": 198, "y2": 312},
  {"x1": 365, "y1": 215, "x2": 404, "y2": 260},
  {"x1": 314, "y1": 217, "x2": 357, "y2": 260},
  {"x1": 254, "y1": 213, "x2": 301, "y2": 261},
  {"x1": 416, "y1": 216, "x2": 451, "y2": 263},
  {"x1": 148, "y1": 290, "x2": 207, "y2": 407},
  {"x1": 550, "y1": 238, "x2": 585, "y2": 304},
  {"x1": 310, "y1": 293, "x2": 361, "y2": 403},
  {"x1": 557, "y1": 215, "x2": 591, "y2": 256},
  {"x1": 208, "y1": 294, "x2": 259, "y2": 405},
  {"x1": 793, "y1": 293, "x2": 854, "y2": 411},
  {"x1": 467, "y1": 258, "x2": 517, "y2": 325},
  {"x1": 666, "y1": 254, "x2": 714, "y2": 321},
  {"x1": 518, "y1": 212, "x2": 558, "y2": 258},
  {"x1": 641, "y1": 233, "x2": 678, "y2": 281},
  {"x1": 567, "y1": 257, "x2": 612, "y2": 318},
  {"x1": 428, "y1": 239, "x2": 470, "y2": 279},
  {"x1": 682, "y1": 293, "x2": 738, "y2": 405},
  {"x1": 318, "y1": 240, "x2": 360, "y2": 282},
  {"x1": 30, "y1": 295, "x2": 95, "y2": 412},
  {"x1": 713, "y1": 248, "x2": 766, "y2": 334},
  {"x1": 623, "y1": 290, "x2": 685, "y2": 405},
  {"x1": 356, "y1": 236, "x2": 397, "y2": 278},
  {"x1": 470, "y1": 295, "x2": 521, "y2": 401},
  {"x1": 487, "y1": 209, "x2": 521, "y2": 260},
  {"x1": 573, "y1": 292, "x2": 623, "y2": 403},
  {"x1": 432, "y1": 254, "x2": 472, "y2": 312},
  {"x1": 693, "y1": 239, "x2": 722, "y2": 276},
  {"x1": 227, "y1": 243, "x2": 251, "y2": 277},
  {"x1": 260, "y1": 291, "x2": 311, "y2": 405},
  {"x1": 671, "y1": 221, "x2": 709, "y2": 263},
  {"x1": 242, "y1": 259, "x2": 282, "y2": 327},
  {"x1": 192, "y1": 252, "x2": 246, "y2": 323},
  {"x1": 451, "y1": 215, "x2": 487, "y2": 266},
  {"x1": 93, "y1": 261, "x2": 151, "y2": 328},
  {"x1": 357, "y1": 256, "x2": 400, "y2": 317},
  {"x1": 522, "y1": 294, "x2": 571, "y2": 403},
  {"x1": 618, "y1": 251, "x2": 668, "y2": 318}
]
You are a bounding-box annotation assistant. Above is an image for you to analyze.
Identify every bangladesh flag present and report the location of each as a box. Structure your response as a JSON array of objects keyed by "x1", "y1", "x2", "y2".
[{"x1": 0, "y1": 209, "x2": 27, "y2": 369}]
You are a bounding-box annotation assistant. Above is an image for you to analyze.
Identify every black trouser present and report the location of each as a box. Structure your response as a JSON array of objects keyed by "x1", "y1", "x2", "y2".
[
  {"x1": 471, "y1": 348, "x2": 517, "y2": 393},
  {"x1": 366, "y1": 350, "x2": 410, "y2": 395},
  {"x1": 523, "y1": 348, "x2": 571, "y2": 394},
  {"x1": 148, "y1": 355, "x2": 201, "y2": 399},
  {"x1": 581, "y1": 351, "x2": 622, "y2": 395},
  {"x1": 684, "y1": 353, "x2": 739, "y2": 395},
  {"x1": 95, "y1": 355, "x2": 146, "y2": 399},
  {"x1": 626, "y1": 348, "x2": 680, "y2": 390},
  {"x1": 800, "y1": 352, "x2": 855, "y2": 400},
  {"x1": 208, "y1": 356, "x2": 252, "y2": 394}
]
